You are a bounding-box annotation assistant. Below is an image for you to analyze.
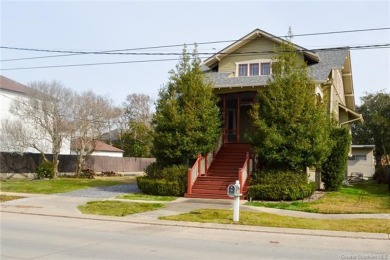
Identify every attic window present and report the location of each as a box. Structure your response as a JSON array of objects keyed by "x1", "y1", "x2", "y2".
[
  {"x1": 238, "y1": 64, "x2": 248, "y2": 76},
  {"x1": 237, "y1": 60, "x2": 272, "y2": 77},
  {"x1": 261, "y1": 63, "x2": 271, "y2": 75}
]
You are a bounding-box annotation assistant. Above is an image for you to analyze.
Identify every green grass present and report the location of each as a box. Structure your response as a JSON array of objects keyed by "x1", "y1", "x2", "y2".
[
  {"x1": 247, "y1": 181, "x2": 390, "y2": 214},
  {"x1": 0, "y1": 177, "x2": 135, "y2": 194},
  {"x1": 0, "y1": 194, "x2": 24, "y2": 202},
  {"x1": 78, "y1": 201, "x2": 164, "y2": 217},
  {"x1": 160, "y1": 209, "x2": 390, "y2": 234},
  {"x1": 117, "y1": 193, "x2": 177, "y2": 201}
]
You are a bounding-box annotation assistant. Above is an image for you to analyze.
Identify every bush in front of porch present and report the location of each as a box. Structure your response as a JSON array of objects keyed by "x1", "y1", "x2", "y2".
[
  {"x1": 248, "y1": 169, "x2": 316, "y2": 201},
  {"x1": 136, "y1": 163, "x2": 188, "y2": 196}
]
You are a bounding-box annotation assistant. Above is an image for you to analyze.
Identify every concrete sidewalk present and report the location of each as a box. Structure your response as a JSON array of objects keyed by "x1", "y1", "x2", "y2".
[{"x1": 1, "y1": 191, "x2": 389, "y2": 240}]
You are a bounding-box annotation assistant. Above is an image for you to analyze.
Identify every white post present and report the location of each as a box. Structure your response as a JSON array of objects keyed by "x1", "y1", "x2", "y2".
[{"x1": 233, "y1": 180, "x2": 240, "y2": 222}]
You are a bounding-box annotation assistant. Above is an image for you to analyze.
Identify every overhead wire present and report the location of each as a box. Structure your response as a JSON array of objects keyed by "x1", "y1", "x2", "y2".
[
  {"x1": 1, "y1": 27, "x2": 389, "y2": 62},
  {"x1": 1, "y1": 44, "x2": 389, "y2": 71}
]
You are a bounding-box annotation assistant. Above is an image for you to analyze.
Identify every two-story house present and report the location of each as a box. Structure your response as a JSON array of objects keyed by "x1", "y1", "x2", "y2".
[
  {"x1": 185, "y1": 28, "x2": 363, "y2": 199},
  {"x1": 0, "y1": 75, "x2": 71, "y2": 155}
]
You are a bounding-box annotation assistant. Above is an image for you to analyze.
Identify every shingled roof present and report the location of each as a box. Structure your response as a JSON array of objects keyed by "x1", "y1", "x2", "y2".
[
  {"x1": 0, "y1": 75, "x2": 29, "y2": 94},
  {"x1": 204, "y1": 48, "x2": 349, "y2": 89},
  {"x1": 308, "y1": 48, "x2": 349, "y2": 82},
  {"x1": 71, "y1": 139, "x2": 124, "y2": 153}
]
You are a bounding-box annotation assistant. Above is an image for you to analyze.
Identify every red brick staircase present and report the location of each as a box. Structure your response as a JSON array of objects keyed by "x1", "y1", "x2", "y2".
[{"x1": 185, "y1": 143, "x2": 251, "y2": 199}]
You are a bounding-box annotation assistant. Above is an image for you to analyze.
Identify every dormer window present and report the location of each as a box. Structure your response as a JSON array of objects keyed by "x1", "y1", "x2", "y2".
[
  {"x1": 238, "y1": 64, "x2": 248, "y2": 76},
  {"x1": 236, "y1": 60, "x2": 272, "y2": 77},
  {"x1": 249, "y1": 63, "x2": 259, "y2": 76},
  {"x1": 261, "y1": 63, "x2": 270, "y2": 75}
]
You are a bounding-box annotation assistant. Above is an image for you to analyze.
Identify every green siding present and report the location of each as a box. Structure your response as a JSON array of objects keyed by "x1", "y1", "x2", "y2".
[{"x1": 219, "y1": 38, "x2": 277, "y2": 72}]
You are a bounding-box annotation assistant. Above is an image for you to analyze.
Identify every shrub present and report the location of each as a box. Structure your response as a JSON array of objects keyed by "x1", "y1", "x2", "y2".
[
  {"x1": 373, "y1": 166, "x2": 389, "y2": 184},
  {"x1": 321, "y1": 127, "x2": 351, "y2": 191},
  {"x1": 35, "y1": 162, "x2": 54, "y2": 179},
  {"x1": 248, "y1": 169, "x2": 315, "y2": 201},
  {"x1": 80, "y1": 168, "x2": 95, "y2": 179},
  {"x1": 101, "y1": 171, "x2": 117, "y2": 177},
  {"x1": 138, "y1": 164, "x2": 188, "y2": 196},
  {"x1": 159, "y1": 165, "x2": 188, "y2": 192},
  {"x1": 137, "y1": 177, "x2": 183, "y2": 196},
  {"x1": 144, "y1": 162, "x2": 163, "y2": 179}
]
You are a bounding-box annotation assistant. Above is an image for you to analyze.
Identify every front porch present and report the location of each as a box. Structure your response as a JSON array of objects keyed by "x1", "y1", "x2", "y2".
[{"x1": 185, "y1": 91, "x2": 256, "y2": 199}]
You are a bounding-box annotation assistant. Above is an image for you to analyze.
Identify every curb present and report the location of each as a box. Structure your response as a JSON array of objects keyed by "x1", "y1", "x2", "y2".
[{"x1": 1, "y1": 209, "x2": 388, "y2": 241}]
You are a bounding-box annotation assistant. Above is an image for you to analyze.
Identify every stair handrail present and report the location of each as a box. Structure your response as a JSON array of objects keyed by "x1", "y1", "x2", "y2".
[
  {"x1": 205, "y1": 134, "x2": 223, "y2": 175},
  {"x1": 187, "y1": 154, "x2": 203, "y2": 194},
  {"x1": 238, "y1": 152, "x2": 250, "y2": 194},
  {"x1": 187, "y1": 134, "x2": 223, "y2": 195}
]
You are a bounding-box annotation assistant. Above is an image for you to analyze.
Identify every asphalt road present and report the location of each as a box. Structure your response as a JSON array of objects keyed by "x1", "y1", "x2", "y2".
[{"x1": 1, "y1": 212, "x2": 388, "y2": 260}]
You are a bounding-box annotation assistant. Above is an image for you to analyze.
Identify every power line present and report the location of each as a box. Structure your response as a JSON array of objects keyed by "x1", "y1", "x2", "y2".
[
  {"x1": 1, "y1": 57, "x2": 183, "y2": 71},
  {"x1": 2, "y1": 44, "x2": 389, "y2": 71},
  {"x1": 1, "y1": 27, "x2": 389, "y2": 62}
]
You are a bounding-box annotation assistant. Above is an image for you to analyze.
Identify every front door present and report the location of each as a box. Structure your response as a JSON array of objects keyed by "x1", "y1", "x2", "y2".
[{"x1": 218, "y1": 92, "x2": 256, "y2": 143}]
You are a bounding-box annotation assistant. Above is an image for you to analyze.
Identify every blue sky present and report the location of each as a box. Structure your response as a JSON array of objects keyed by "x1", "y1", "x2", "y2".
[{"x1": 1, "y1": 1, "x2": 389, "y2": 106}]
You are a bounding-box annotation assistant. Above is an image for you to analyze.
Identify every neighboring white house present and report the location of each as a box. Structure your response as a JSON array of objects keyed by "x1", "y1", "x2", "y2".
[
  {"x1": 348, "y1": 145, "x2": 375, "y2": 179},
  {"x1": 0, "y1": 75, "x2": 29, "y2": 127},
  {"x1": 0, "y1": 75, "x2": 70, "y2": 154}
]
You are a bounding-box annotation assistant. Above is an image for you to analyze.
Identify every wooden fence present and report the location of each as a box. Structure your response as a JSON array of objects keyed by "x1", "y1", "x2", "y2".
[{"x1": 0, "y1": 152, "x2": 155, "y2": 174}]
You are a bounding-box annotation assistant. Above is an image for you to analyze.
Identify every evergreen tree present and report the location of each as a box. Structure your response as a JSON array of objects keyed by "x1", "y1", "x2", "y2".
[
  {"x1": 249, "y1": 42, "x2": 334, "y2": 171},
  {"x1": 322, "y1": 127, "x2": 351, "y2": 191},
  {"x1": 152, "y1": 46, "x2": 221, "y2": 167},
  {"x1": 352, "y1": 91, "x2": 390, "y2": 165}
]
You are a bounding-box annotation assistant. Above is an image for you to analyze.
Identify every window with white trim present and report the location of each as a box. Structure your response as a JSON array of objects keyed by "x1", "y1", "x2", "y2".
[
  {"x1": 261, "y1": 63, "x2": 271, "y2": 75},
  {"x1": 249, "y1": 63, "x2": 259, "y2": 76},
  {"x1": 238, "y1": 64, "x2": 248, "y2": 77},
  {"x1": 348, "y1": 155, "x2": 367, "y2": 161},
  {"x1": 236, "y1": 60, "x2": 272, "y2": 77}
]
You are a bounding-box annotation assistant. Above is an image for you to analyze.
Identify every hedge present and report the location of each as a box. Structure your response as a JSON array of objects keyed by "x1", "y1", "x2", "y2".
[
  {"x1": 248, "y1": 169, "x2": 316, "y2": 201},
  {"x1": 136, "y1": 177, "x2": 183, "y2": 196},
  {"x1": 321, "y1": 127, "x2": 351, "y2": 191},
  {"x1": 138, "y1": 164, "x2": 188, "y2": 196}
]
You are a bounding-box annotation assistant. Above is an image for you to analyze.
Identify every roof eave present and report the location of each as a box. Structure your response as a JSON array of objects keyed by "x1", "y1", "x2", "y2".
[{"x1": 203, "y1": 28, "x2": 320, "y2": 68}]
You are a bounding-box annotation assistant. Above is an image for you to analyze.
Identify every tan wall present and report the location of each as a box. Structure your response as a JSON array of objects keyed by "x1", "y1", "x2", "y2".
[
  {"x1": 219, "y1": 38, "x2": 286, "y2": 72},
  {"x1": 339, "y1": 109, "x2": 349, "y2": 124},
  {"x1": 333, "y1": 69, "x2": 346, "y2": 105},
  {"x1": 347, "y1": 148, "x2": 375, "y2": 178}
]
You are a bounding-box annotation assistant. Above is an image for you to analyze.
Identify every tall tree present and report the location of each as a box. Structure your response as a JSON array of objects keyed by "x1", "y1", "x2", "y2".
[
  {"x1": 152, "y1": 46, "x2": 221, "y2": 167},
  {"x1": 0, "y1": 81, "x2": 74, "y2": 177},
  {"x1": 123, "y1": 93, "x2": 153, "y2": 125},
  {"x1": 71, "y1": 91, "x2": 119, "y2": 177},
  {"x1": 352, "y1": 90, "x2": 390, "y2": 165},
  {"x1": 249, "y1": 42, "x2": 334, "y2": 171},
  {"x1": 113, "y1": 93, "x2": 153, "y2": 157}
]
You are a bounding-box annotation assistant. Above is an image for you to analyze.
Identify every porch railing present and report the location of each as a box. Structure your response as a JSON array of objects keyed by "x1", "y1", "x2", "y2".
[
  {"x1": 186, "y1": 135, "x2": 223, "y2": 195},
  {"x1": 238, "y1": 152, "x2": 251, "y2": 194}
]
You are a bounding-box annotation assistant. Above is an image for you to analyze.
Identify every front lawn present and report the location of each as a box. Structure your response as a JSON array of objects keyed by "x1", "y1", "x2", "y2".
[
  {"x1": 0, "y1": 177, "x2": 136, "y2": 194},
  {"x1": 117, "y1": 193, "x2": 177, "y2": 202},
  {"x1": 78, "y1": 201, "x2": 164, "y2": 217},
  {"x1": 247, "y1": 181, "x2": 390, "y2": 214},
  {"x1": 160, "y1": 209, "x2": 389, "y2": 234}
]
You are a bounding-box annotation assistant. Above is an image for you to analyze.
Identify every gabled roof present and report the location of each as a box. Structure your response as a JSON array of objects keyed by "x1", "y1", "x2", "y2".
[
  {"x1": 71, "y1": 139, "x2": 124, "y2": 153},
  {"x1": 203, "y1": 28, "x2": 320, "y2": 69},
  {"x1": 0, "y1": 75, "x2": 29, "y2": 94},
  {"x1": 204, "y1": 48, "x2": 350, "y2": 88},
  {"x1": 94, "y1": 140, "x2": 124, "y2": 153}
]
